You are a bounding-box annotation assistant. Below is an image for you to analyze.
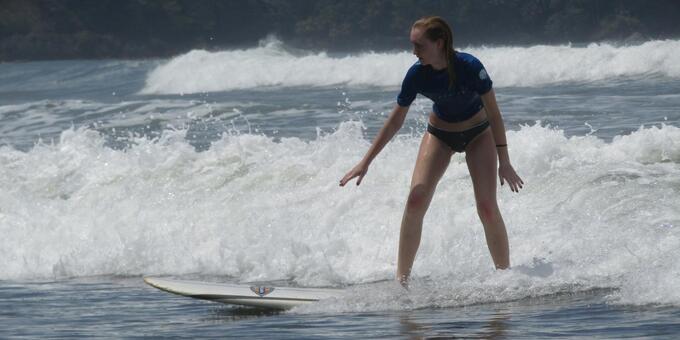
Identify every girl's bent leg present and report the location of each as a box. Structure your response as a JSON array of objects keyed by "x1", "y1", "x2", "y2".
[
  {"x1": 397, "y1": 132, "x2": 453, "y2": 283},
  {"x1": 465, "y1": 128, "x2": 510, "y2": 269}
]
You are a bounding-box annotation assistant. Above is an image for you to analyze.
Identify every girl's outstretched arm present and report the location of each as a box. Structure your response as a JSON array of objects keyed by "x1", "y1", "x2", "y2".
[
  {"x1": 339, "y1": 104, "x2": 410, "y2": 186},
  {"x1": 481, "y1": 89, "x2": 524, "y2": 192}
]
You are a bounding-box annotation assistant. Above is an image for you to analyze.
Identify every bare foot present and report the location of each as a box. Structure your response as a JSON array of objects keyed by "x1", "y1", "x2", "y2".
[{"x1": 397, "y1": 274, "x2": 409, "y2": 290}]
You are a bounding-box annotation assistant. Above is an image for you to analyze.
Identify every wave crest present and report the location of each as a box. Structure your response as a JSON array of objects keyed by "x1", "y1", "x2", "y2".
[{"x1": 141, "y1": 38, "x2": 680, "y2": 94}]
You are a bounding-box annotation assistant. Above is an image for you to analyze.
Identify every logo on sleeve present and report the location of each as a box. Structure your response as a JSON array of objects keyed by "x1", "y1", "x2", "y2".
[{"x1": 479, "y1": 69, "x2": 488, "y2": 80}]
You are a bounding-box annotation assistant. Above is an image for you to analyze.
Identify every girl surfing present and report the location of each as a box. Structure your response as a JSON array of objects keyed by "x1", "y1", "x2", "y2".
[{"x1": 340, "y1": 16, "x2": 524, "y2": 285}]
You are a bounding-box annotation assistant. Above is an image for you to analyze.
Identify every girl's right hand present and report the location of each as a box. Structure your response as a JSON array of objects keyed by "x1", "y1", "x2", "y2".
[{"x1": 339, "y1": 162, "x2": 369, "y2": 186}]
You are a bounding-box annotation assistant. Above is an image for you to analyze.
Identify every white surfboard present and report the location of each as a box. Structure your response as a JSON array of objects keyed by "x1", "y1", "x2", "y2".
[{"x1": 143, "y1": 277, "x2": 344, "y2": 309}]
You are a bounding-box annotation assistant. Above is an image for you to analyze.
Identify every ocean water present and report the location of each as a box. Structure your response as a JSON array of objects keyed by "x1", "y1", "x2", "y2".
[{"x1": 1, "y1": 38, "x2": 680, "y2": 338}]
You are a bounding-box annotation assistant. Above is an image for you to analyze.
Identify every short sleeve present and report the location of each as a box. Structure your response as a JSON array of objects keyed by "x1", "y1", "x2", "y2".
[
  {"x1": 396, "y1": 63, "x2": 420, "y2": 107},
  {"x1": 467, "y1": 56, "x2": 493, "y2": 95}
]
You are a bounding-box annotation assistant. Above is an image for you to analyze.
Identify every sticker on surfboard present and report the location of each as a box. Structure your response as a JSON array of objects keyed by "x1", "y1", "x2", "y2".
[{"x1": 250, "y1": 286, "x2": 275, "y2": 297}]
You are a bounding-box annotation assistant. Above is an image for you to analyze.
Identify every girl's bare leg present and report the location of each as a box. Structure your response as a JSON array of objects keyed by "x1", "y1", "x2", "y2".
[
  {"x1": 396, "y1": 132, "x2": 453, "y2": 283},
  {"x1": 465, "y1": 128, "x2": 510, "y2": 269}
]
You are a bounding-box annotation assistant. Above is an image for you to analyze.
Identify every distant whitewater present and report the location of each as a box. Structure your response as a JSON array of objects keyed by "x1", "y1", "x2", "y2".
[{"x1": 141, "y1": 38, "x2": 680, "y2": 94}]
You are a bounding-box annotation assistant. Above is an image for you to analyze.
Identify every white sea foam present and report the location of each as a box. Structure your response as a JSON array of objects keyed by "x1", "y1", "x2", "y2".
[
  {"x1": 141, "y1": 38, "x2": 680, "y2": 94},
  {"x1": 1, "y1": 122, "x2": 679, "y2": 309},
  {"x1": 0, "y1": 99, "x2": 251, "y2": 146}
]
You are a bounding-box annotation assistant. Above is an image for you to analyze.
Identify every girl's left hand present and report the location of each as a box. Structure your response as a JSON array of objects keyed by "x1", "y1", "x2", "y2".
[{"x1": 499, "y1": 163, "x2": 524, "y2": 192}]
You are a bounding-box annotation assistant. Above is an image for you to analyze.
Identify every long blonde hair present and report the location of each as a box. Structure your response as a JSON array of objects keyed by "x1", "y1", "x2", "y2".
[{"x1": 412, "y1": 16, "x2": 456, "y2": 89}]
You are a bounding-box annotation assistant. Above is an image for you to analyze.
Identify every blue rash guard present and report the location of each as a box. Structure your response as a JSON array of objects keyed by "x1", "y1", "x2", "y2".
[{"x1": 396, "y1": 52, "x2": 493, "y2": 123}]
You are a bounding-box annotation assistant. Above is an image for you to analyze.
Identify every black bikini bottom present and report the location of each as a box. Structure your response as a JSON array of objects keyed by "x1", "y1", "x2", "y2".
[{"x1": 427, "y1": 120, "x2": 490, "y2": 152}]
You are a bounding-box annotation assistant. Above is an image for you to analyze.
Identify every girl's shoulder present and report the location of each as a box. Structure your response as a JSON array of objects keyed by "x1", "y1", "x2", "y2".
[
  {"x1": 403, "y1": 60, "x2": 426, "y2": 81},
  {"x1": 454, "y1": 51, "x2": 489, "y2": 80},
  {"x1": 406, "y1": 60, "x2": 425, "y2": 72},
  {"x1": 454, "y1": 51, "x2": 484, "y2": 68}
]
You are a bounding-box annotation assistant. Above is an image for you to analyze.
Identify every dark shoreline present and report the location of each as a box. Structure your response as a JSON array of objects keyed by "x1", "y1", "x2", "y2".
[{"x1": 2, "y1": 0, "x2": 680, "y2": 62}]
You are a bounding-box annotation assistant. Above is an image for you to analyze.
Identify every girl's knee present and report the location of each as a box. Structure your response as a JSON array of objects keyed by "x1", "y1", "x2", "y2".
[
  {"x1": 406, "y1": 184, "x2": 431, "y2": 212},
  {"x1": 476, "y1": 199, "x2": 499, "y2": 223}
]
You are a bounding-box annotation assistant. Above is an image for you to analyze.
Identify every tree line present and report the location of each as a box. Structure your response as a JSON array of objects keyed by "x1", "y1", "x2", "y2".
[{"x1": 1, "y1": 0, "x2": 679, "y2": 61}]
